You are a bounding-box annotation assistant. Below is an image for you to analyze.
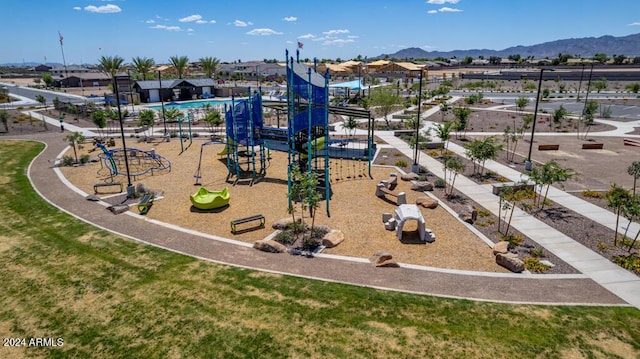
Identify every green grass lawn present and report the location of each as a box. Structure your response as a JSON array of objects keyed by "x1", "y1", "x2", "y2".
[{"x1": 1, "y1": 140, "x2": 639, "y2": 358}]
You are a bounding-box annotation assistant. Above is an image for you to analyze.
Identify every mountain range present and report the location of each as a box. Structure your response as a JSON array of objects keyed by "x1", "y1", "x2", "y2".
[{"x1": 379, "y1": 33, "x2": 640, "y2": 60}]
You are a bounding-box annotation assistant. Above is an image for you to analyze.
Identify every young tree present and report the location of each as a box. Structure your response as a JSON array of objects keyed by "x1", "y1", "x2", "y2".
[
  {"x1": 502, "y1": 125, "x2": 524, "y2": 163},
  {"x1": 431, "y1": 120, "x2": 453, "y2": 154},
  {"x1": 453, "y1": 106, "x2": 471, "y2": 139},
  {"x1": 552, "y1": 104, "x2": 567, "y2": 131},
  {"x1": 41, "y1": 73, "x2": 53, "y2": 87},
  {"x1": 625, "y1": 195, "x2": 640, "y2": 252},
  {"x1": 368, "y1": 87, "x2": 402, "y2": 128},
  {"x1": 442, "y1": 156, "x2": 465, "y2": 197},
  {"x1": 203, "y1": 110, "x2": 224, "y2": 137},
  {"x1": 606, "y1": 184, "x2": 632, "y2": 247},
  {"x1": 439, "y1": 100, "x2": 451, "y2": 122},
  {"x1": 515, "y1": 96, "x2": 529, "y2": 113},
  {"x1": 592, "y1": 78, "x2": 608, "y2": 93},
  {"x1": 91, "y1": 109, "x2": 107, "y2": 137},
  {"x1": 63, "y1": 132, "x2": 85, "y2": 163},
  {"x1": 138, "y1": 109, "x2": 156, "y2": 137},
  {"x1": 529, "y1": 160, "x2": 574, "y2": 210},
  {"x1": 36, "y1": 94, "x2": 46, "y2": 107},
  {"x1": 582, "y1": 100, "x2": 598, "y2": 139},
  {"x1": 343, "y1": 116, "x2": 358, "y2": 137},
  {"x1": 628, "y1": 161, "x2": 640, "y2": 196},
  {"x1": 464, "y1": 136, "x2": 502, "y2": 176},
  {"x1": 169, "y1": 55, "x2": 190, "y2": 78}
]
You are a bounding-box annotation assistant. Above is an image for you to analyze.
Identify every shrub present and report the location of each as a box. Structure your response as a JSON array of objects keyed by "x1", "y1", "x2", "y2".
[
  {"x1": 477, "y1": 209, "x2": 491, "y2": 217},
  {"x1": 581, "y1": 189, "x2": 604, "y2": 199},
  {"x1": 433, "y1": 178, "x2": 446, "y2": 188},
  {"x1": 394, "y1": 160, "x2": 407, "y2": 168},
  {"x1": 62, "y1": 156, "x2": 74, "y2": 166},
  {"x1": 80, "y1": 154, "x2": 90, "y2": 164},
  {"x1": 529, "y1": 247, "x2": 545, "y2": 258},
  {"x1": 524, "y1": 257, "x2": 550, "y2": 273},
  {"x1": 502, "y1": 234, "x2": 524, "y2": 249},
  {"x1": 613, "y1": 254, "x2": 640, "y2": 273}
]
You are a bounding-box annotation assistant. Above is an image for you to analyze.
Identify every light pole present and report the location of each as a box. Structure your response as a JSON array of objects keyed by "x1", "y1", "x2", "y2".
[
  {"x1": 412, "y1": 70, "x2": 424, "y2": 173},
  {"x1": 525, "y1": 68, "x2": 553, "y2": 171},
  {"x1": 576, "y1": 63, "x2": 585, "y2": 102},
  {"x1": 113, "y1": 75, "x2": 134, "y2": 197},
  {"x1": 158, "y1": 70, "x2": 167, "y2": 135}
]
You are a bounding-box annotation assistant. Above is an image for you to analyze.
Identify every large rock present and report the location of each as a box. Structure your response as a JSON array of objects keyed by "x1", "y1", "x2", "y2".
[
  {"x1": 459, "y1": 205, "x2": 478, "y2": 224},
  {"x1": 416, "y1": 197, "x2": 438, "y2": 209},
  {"x1": 492, "y1": 241, "x2": 509, "y2": 255},
  {"x1": 272, "y1": 218, "x2": 294, "y2": 230},
  {"x1": 85, "y1": 194, "x2": 100, "y2": 202},
  {"x1": 253, "y1": 239, "x2": 287, "y2": 253},
  {"x1": 370, "y1": 251, "x2": 399, "y2": 267},
  {"x1": 496, "y1": 253, "x2": 525, "y2": 273},
  {"x1": 401, "y1": 172, "x2": 420, "y2": 181},
  {"x1": 107, "y1": 204, "x2": 129, "y2": 214},
  {"x1": 322, "y1": 230, "x2": 344, "y2": 248},
  {"x1": 411, "y1": 181, "x2": 433, "y2": 192}
]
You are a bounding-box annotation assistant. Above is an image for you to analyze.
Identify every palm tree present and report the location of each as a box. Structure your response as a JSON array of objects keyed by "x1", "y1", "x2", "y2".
[
  {"x1": 63, "y1": 132, "x2": 85, "y2": 163},
  {"x1": 131, "y1": 56, "x2": 155, "y2": 80},
  {"x1": 199, "y1": 56, "x2": 220, "y2": 78},
  {"x1": 169, "y1": 55, "x2": 190, "y2": 79},
  {"x1": 98, "y1": 55, "x2": 125, "y2": 81}
]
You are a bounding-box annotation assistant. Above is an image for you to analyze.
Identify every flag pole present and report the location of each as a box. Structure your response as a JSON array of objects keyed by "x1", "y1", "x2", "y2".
[{"x1": 58, "y1": 31, "x2": 69, "y2": 89}]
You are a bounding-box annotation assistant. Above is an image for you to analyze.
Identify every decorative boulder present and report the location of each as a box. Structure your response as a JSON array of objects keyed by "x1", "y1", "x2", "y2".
[
  {"x1": 401, "y1": 172, "x2": 420, "y2": 181},
  {"x1": 411, "y1": 181, "x2": 433, "y2": 192},
  {"x1": 492, "y1": 241, "x2": 509, "y2": 255},
  {"x1": 416, "y1": 197, "x2": 438, "y2": 209},
  {"x1": 496, "y1": 253, "x2": 525, "y2": 273},
  {"x1": 459, "y1": 205, "x2": 478, "y2": 224},
  {"x1": 85, "y1": 194, "x2": 100, "y2": 202},
  {"x1": 322, "y1": 230, "x2": 344, "y2": 248},
  {"x1": 370, "y1": 251, "x2": 399, "y2": 267},
  {"x1": 253, "y1": 239, "x2": 287, "y2": 253},
  {"x1": 107, "y1": 204, "x2": 129, "y2": 215},
  {"x1": 272, "y1": 218, "x2": 294, "y2": 230}
]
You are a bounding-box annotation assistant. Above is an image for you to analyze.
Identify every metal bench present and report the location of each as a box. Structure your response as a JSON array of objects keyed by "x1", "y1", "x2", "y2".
[
  {"x1": 137, "y1": 192, "x2": 154, "y2": 215},
  {"x1": 93, "y1": 182, "x2": 123, "y2": 194},
  {"x1": 230, "y1": 214, "x2": 265, "y2": 234},
  {"x1": 582, "y1": 143, "x2": 604, "y2": 150},
  {"x1": 538, "y1": 144, "x2": 559, "y2": 151}
]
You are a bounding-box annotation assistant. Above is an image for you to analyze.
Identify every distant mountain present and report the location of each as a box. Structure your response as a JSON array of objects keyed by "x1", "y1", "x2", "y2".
[
  {"x1": 379, "y1": 33, "x2": 640, "y2": 60},
  {"x1": 1, "y1": 62, "x2": 63, "y2": 67}
]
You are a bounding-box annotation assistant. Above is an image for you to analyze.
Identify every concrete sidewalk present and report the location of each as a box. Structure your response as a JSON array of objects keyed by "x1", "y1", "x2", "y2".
[{"x1": 375, "y1": 131, "x2": 640, "y2": 309}]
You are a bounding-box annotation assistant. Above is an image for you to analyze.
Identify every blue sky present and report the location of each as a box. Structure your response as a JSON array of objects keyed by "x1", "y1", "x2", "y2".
[{"x1": 2, "y1": 0, "x2": 640, "y2": 65}]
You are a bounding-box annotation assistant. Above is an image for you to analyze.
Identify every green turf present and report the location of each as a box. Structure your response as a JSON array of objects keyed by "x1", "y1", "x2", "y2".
[{"x1": 0, "y1": 140, "x2": 639, "y2": 358}]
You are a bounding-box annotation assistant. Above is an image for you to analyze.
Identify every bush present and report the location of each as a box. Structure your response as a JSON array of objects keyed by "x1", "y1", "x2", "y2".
[
  {"x1": 581, "y1": 189, "x2": 604, "y2": 199},
  {"x1": 524, "y1": 257, "x2": 550, "y2": 273},
  {"x1": 62, "y1": 156, "x2": 74, "y2": 166},
  {"x1": 80, "y1": 154, "x2": 90, "y2": 164},
  {"x1": 433, "y1": 178, "x2": 446, "y2": 188},
  {"x1": 394, "y1": 160, "x2": 407, "y2": 168},
  {"x1": 529, "y1": 247, "x2": 545, "y2": 258},
  {"x1": 614, "y1": 254, "x2": 640, "y2": 273}
]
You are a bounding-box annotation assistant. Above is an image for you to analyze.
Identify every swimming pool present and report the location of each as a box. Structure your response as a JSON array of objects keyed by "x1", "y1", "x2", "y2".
[{"x1": 147, "y1": 99, "x2": 234, "y2": 111}]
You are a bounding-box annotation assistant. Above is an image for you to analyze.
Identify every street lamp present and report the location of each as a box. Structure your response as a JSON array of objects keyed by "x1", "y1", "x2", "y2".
[
  {"x1": 158, "y1": 70, "x2": 167, "y2": 135},
  {"x1": 113, "y1": 75, "x2": 134, "y2": 197},
  {"x1": 576, "y1": 63, "x2": 585, "y2": 102},
  {"x1": 412, "y1": 70, "x2": 424, "y2": 173},
  {"x1": 525, "y1": 67, "x2": 554, "y2": 171}
]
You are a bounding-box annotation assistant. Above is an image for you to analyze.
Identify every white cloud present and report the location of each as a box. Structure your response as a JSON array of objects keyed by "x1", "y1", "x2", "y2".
[
  {"x1": 427, "y1": 10, "x2": 437, "y2": 14},
  {"x1": 73, "y1": 6, "x2": 81, "y2": 11},
  {"x1": 323, "y1": 29, "x2": 349, "y2": 35},
  {"x1": 283, "y1": 16, "x2": 297, "y2": 22},
  {"x1": 246, "y1": 28, "x2": 283, "y2": 36},
  {"x1": 84, "y1": 4, "x2": 121, "y2": 13},
  {"x1": 298, "y1": 33, "x2": 316, "y2": 39},
  {"x1": 347, "y1": 35, "x2": 359, "y2": 39},
  {"x1": 439, "y1": 7, "x2": 463, "y2": 12},
  {"x1": 234, "y1": 20, "x2": 252, "y2": 27},
  {"x1": 187, "y1": 28, "x2": 194, "y2": 32},
  {"x1": 323, "y1": 38, "x2": 355, "y2": 46},
  {"x1": 150, "y1": 24, "x2": 181, "y2": 31},
  {"x1": 145, "y1": 19, "x2": 155, "y2": 24},
  {"x1": 427, "y1": 0, "x2": 459, "y2": 4},
  {"x1": 629, "y1": 22, "x2": 640, "y2": 26},
  {"x1": 179, "y1": 14, "x2": 202, "y2": 23}
]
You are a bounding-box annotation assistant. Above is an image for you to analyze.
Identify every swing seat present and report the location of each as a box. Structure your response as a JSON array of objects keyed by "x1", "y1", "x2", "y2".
[{"x1": 190, "y1": 187, "x2": 230, "y2": 210}]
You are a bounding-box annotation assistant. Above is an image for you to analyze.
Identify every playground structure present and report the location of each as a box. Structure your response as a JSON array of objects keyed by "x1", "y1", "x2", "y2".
[
  {"x1": 96, "y1": 142, "x2": 172, "y2": 182},
  {"x1": 192, "y1": 49, "x2": 377, "y2": 217}
]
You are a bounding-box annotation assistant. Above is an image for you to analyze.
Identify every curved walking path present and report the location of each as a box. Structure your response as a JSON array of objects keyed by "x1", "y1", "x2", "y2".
[{"x1": 2, "y1": 131, "x2": 625, "y2": 308}]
